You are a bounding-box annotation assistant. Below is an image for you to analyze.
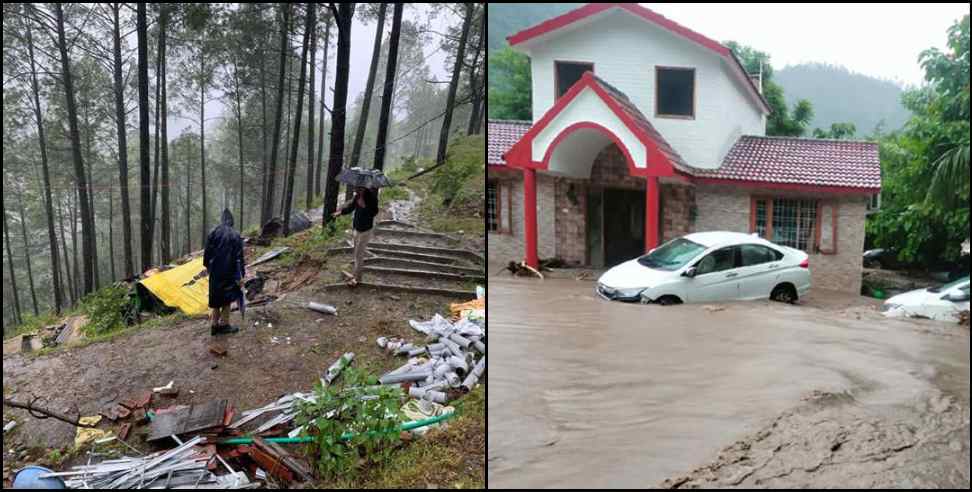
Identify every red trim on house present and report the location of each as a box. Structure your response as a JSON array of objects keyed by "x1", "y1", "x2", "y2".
[
  {"x1": 523, "y1": 169, "x2": 539, "y2": 269},
  {"x1": 694, "y1": 177, "x2": 880, "y2": 195},
  {"x1": 540, "y1": 122, "x2": 640, "y2": 177},
  {"x1": 646, "y1": 177, "x2": 660, "y2": 252},
  {"x1": 506, "y1": 3, "x2": 770, "y2": 114},
  {"x1": 504, "y1": 72, "x2": 676, "y2": 178}
]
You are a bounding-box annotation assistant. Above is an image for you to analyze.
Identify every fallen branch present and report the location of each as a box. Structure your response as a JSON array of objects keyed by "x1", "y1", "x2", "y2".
[{"x1": 3, "y1": 397, "x2": 98, "y2": 428}]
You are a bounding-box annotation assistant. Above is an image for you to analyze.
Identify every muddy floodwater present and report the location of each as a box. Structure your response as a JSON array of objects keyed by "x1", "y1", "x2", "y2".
[{"x1": 488, "y1": 277, "x2": 970, "y2": 489}]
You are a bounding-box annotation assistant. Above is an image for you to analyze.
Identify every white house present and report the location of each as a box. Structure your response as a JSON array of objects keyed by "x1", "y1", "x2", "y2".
[{"x1": 488, "y1": 3, "x2": 882, "y2": 293}]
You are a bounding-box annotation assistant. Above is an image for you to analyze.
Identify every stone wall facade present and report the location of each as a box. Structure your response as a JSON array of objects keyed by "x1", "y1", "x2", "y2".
[{"x1": 695, "y1": 184, "x2": 868, "y2": 294}]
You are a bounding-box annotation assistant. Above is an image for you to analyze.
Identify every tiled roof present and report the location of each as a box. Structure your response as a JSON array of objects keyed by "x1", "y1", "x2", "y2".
[
  {"x1": 487, "y1": 120, "x2": 531, "y2": 166},
  {"x1": 591, "y1": 75, "x2": 692, "y2": 173},
  {"x1": 695, "y1": 136, "x2": 881, "y2": 190}
]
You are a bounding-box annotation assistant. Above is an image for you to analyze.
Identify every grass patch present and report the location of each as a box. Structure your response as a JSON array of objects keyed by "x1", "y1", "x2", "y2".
[
  {"x1": 79, "y1": 284, "x2": 137, "y2": 337},
  {"x1": 320, "y1": 386, "x2": 486, "y2": 489},
  {"x1": 3, "y1": 312, "x2": 64, "y2": 340},
  {"x1": 274, "y1": 215, "x2": 353, "y2": 268},
  {"x1": 31, "y1": 312, "x2": 192, "y2": 358},
  {"x1": 380, "y1": 185, "x2": 410, "y2": 202}
]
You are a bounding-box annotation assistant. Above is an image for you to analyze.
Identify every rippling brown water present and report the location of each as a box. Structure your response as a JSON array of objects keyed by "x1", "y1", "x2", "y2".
[{"x1": 487, "y1": 277, "x2": 970, "y2": 489}]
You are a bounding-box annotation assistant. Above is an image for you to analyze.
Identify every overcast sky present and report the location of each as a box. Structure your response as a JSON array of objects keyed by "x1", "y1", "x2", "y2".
[
  {"x1": 169, "y1": 3, "x2": 455, "y2": 138},
  {"x1": 644, "y1": 3, "x2": 970, "y2": 86}
]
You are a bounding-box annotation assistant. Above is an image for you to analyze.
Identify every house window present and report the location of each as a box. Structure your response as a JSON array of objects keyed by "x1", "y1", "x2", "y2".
[
  {"x1": 656, "y1": 67, "x2": 695, "y2": 118},
  {"x1": 555, "y1": 61, "x2": 593, "y2": 99},
  {"x1": 866, "y1": 193, "x2": 881, "y2": 214},
  {"x1": 487, "y1": 180, "x2": 512, "y2": 234},
  {"x1": 487, "y1": 181, "x2": 500, "y2": 232},
  {"x1": 752, "y1": 198, "x2": 838, "y2": 254}
]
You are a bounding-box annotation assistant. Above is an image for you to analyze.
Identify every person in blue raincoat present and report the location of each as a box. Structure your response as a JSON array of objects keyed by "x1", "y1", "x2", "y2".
[{"x1": 204, "y1": 209, "x2": 245, "y2": 336}]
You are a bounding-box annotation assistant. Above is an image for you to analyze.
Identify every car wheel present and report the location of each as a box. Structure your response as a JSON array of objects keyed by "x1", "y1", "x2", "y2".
[
  {"x1": 656, "y1": 296, "x2": 682, "y2": 306},
  {"x1": 771, "y1": 285, "x2": 797, "y2": 304}
]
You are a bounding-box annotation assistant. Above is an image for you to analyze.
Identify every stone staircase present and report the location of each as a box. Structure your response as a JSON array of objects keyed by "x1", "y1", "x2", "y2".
[{"x1": 325, "y1": 220, "x2": 484, "y2": 298}]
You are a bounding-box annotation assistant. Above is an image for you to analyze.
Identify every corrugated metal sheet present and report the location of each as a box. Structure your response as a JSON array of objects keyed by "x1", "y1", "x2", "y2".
[{"x1": 139, "y1": 258, "x2": 210, "y2": 316}]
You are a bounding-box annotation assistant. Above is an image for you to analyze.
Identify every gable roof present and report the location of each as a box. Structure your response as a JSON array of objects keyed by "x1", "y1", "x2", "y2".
[
  {"x1": 694, "y1": 136, "x2": 882, "y2": 192},
  {"x1": 590, "y1": 75, "x2": 691, "y2": 174},
  {"x1": 507, "y1": 3, "x2": 771, "y2": 114},
  {"x1": 501, "y1": 71, "x2": 690, "y2": 178},
  {"x1": 488, "y1": 120, "x2": 531, "y2": 167}
]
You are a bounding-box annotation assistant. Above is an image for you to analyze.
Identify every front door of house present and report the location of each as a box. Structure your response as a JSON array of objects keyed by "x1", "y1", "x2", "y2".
[{"x1": 588, "y1": 188, "x2": 645, "y2": 268}]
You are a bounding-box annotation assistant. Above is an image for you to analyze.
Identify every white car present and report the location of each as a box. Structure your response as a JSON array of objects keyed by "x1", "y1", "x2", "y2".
[
  {"x1": 596, "y1": 232, "x2": 811, "y2": 305},
  {"x1": 881, "y1": 276, "x2": 970, "y2": 322}
]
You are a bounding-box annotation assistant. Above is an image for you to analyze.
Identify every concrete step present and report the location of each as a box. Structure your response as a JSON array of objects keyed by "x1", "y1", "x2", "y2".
[
  {"x1": 366, "y1": 247, "x2": 461, "y2": 265},
  {"x1": 374, "y1": 228, "x2": 458, "y2": 244},
  {"x1": 361, "y1": 266, "x2": 486, "y2": 284},
  {"x1": 364, "y1": 257, "x2": 483, "y2": 276},
  {"x1": 366, "y1": 241, "x2": 484, "y2": 265},
  {"x1": 320, "y1": 283, "x2": 476, "y2": 299},
  {"x1": 377, "y1": 220, "x2": 417, "y2": 230}
]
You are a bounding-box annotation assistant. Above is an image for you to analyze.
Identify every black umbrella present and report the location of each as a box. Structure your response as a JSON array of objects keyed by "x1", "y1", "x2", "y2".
[{"x1": 336, "y1": 167, "x2": 393, "y2": 189}]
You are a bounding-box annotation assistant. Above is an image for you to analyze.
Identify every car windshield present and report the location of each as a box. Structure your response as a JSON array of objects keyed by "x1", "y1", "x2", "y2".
[
  {"x1": 637, "y1": 238, "x2": 707, "y2": 271},
  {"x1": 928, "y1": 276, "x2": 970, "y2": 294}
]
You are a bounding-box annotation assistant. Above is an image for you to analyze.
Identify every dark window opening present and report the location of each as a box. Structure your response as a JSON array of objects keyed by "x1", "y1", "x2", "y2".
[
  {"x1": 656, "y1": 67, "x2": 695, "y2": 117},
  {"x1": 487, "y1": 181, "x2": 499, "y2": 232},
  {"x1": 556, "y1": 61, "x2": 593, "y2": 99}
]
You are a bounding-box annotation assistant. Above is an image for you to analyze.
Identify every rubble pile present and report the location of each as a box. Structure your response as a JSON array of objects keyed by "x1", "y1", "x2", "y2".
[{"x1": 377, "y1": 298, "x2": 487, "y2": 404}]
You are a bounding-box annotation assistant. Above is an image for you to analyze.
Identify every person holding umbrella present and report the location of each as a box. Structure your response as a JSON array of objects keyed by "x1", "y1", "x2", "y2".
[
  {"x1": 204, "y1": 209, "x2": 246, "y2": 335},
  {"x1": 332, "y1": 168, "x2": 389, "y2": 286}
]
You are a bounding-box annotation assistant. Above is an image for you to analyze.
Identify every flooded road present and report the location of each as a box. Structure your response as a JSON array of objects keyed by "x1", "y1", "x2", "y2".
[{"x1": 488, "y1": 277, "x2": 970, "y2": 489}]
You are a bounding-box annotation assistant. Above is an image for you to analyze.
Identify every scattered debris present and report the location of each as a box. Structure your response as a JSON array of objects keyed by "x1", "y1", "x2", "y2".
[
  {"x1": 147, "y1": 400, "x2": 230, "y2": 443},
  {"x1": 3, "y1": 421, "x2": 16, "y2": 434},
  {"x1": 506, "y1": 261, "x2": 544, "y2": 279},
  {"x1": 247, "y1": 248, "x2": 291, "y2": 269},
  {"x1": 322, "y1": 353, "x2": 355, "y2": 387},
  {"x1": 210, "y1": 344, "x2": 229, "y2": 357},
  {"x1": 153, "y1": 381, "x2": 175, "y2": 394},
  {"x1": 308, "y1": 302, "x2": 338, "y2": 316},
  {"x1": 75, "y1": 416, "x2": 110, "y2": 448},
  {"x1": 259, "y1": 213, "x2": 312, "y2": 241}
]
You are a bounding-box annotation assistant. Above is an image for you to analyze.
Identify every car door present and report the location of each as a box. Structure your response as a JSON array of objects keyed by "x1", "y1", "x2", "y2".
[
  {"x1": 685, "y1": 246, "x2": 740, "y2": 303},
  {"x1": 737, "y1": 244, "x2": 784, "y2": 300}
]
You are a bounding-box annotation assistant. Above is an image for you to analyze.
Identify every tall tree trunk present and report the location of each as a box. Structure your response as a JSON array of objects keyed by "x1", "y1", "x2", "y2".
[
  {"x1": 151, "y1": 18, "x2": 163, "y2": 265},
  {"x1": 315, "y1": 19, "x2": 331, "y2": 198},
  {"x1": 349, "y1": 2, "x2": 387, "y2": 172},
  {"x1": 17, "y1": 194, "x2": 40, "y2": 316},
  {"x1": 305, "y1": 4, "x2": 318, "y2": 210},
  {"x1": 57, "y1": 194, "x2": 74, "y2": 306},
  {"x1": 160, "y1": 6, "x2": 171, "y2": 264},
  {"x1": 323, "y1": 3, "x2": 355, "y2": 225},
  {"x1": 435, "y1": 3, "x2": 473, "y2": 167},
  {"x1": 111, "y1": 2, "x2": 135, "y2": 280},
  {"x1": 2, "y1": 201, "x2": 22, "y2": 325},
  {"x1": 199, "y1": 57, "x2": 208, "y2": 247},
  {"x1": 55, "y1": 3, "x2": 95, "y2": 295},
  {"x1": 233, "y1": 60, "x2": 246, "y2": 229},
  {"x1": 109, "y1": 181, "x2": 116, "y2": 281},
  {"x1": 137, "y1": 3, "x2": 153, "y2": 272},
  {"x1": 284, "y1": 2, "x2": 315, "y2": 235},
  {"x1": 374, "y1": 4, "x2": 402, "y2": 172},
  {"x1": 185, "y1": 156, "x2": 192, "y2": 255},
  {"x1": 83, "y1": 94, "x2": 100, "y2": 290},
  {"x1": 24, "y1": 5, "x2": 63, "y2": 314},
  {"x1": 281, "y1": 47, "x2": 295, "y2": 217},
  {"x1": 265, "y1": 4, "x2": 291, "y2": 224},
  {"x1": 259, "y1": 47, "x2": 270, "y2": 226},
  {"x1": 71, "y1": 192, "x2": 80, "y2": 299},
  {"x1": 467, "y1": 6, "x2": 485, "y2": 136}
]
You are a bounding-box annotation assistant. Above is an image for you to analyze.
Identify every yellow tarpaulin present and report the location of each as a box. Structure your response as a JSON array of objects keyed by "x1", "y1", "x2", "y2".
[{"x1": 139, "y1": 257, "x2": 211, "y2": 316}]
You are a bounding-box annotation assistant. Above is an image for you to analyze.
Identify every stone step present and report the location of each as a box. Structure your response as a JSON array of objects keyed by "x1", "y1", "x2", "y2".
[
  {"x1": 366, "y1": 241, "x2": 484, "y2": 265},
  {"x1": 361, "y1": 266, "x2": 486, "y2": 284},
  {"x1": 364, "y1": 257, "x2": 483, "y2": 276},
  {"x1": 377, "y1": 219, "x2": 417, "y2": 230},
  {"x1": 374, "y1": 228, "x2": 458, "y2": 243},
  {"x1": 320, "y1": 283, "x2": 476, "y2": 299},
  {"x1": 365, "y1": 247, "x2": 462, "y2": 265}
]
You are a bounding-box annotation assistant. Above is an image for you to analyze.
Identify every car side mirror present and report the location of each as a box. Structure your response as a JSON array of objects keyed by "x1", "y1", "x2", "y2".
[{"x1": 683, "y1": 267, "x2": 697, "y2": 279}]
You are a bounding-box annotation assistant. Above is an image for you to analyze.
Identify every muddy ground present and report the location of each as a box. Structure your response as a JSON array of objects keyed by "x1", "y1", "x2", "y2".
[
  {"x1": 2, "y1": 204, "x2": 485, "y2": 487},
  {"x1": 488, "y1": 277, "x2": 970, "y2": 489}
]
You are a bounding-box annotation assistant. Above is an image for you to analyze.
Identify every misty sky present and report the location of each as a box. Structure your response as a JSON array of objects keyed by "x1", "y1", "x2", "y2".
[
  {"x1": 168, "y1": 3, "x2": 455, "y2": 138},
  {"x1": 642, "y1": 3, "x2": 969, "y2": 86}
]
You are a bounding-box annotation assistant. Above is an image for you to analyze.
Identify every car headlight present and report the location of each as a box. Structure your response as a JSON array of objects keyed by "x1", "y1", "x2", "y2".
[{"x1": 615, "y1": 288, "x2": 646, "y2": 299}]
